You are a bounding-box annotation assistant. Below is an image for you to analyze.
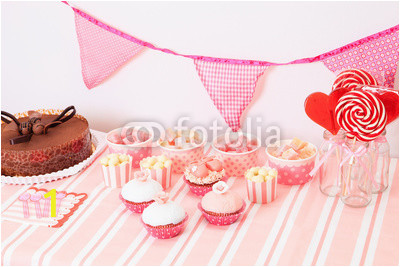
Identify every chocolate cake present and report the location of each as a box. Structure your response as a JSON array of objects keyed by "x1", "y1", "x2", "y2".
[{"x1": 1, "y1": 107, "x2": 92, "y2": 176}]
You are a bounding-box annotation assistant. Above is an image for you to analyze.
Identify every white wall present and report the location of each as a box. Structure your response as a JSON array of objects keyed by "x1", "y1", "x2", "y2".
[{"x1": 2, "y1": 1, "x2": 399, "y2": 156}]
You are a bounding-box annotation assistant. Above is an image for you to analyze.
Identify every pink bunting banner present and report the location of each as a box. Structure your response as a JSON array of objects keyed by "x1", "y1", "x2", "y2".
[
  {"x1": 321, "y1": 27, "x2": 399, "y2": 88},
  {"x1": 74, "y1": 12, "x2": 145, "y2": 89},
  {"x1": 194, "y1": 60, "x2": 267, "y2": 131},
  {"x1": 64, "y1": 2, "x2": 399, "y2": 130}
]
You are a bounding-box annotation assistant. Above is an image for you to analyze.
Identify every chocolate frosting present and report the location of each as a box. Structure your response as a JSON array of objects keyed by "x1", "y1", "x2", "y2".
[{"x1": 2, "y1": 115, "x2": 88, "y2": 151}]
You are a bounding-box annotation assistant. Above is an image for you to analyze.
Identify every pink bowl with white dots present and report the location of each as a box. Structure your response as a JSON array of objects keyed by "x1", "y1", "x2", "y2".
[
  {"x1": 266, "y1": 140, "x2": 317, "y2": 185},
  {"x1": 106, "y1": 128, "x2": 153, "y2": 168},
  {"x1": 212, "y1": 134, "x2": 261, "y2": 177},
  {"x1": 158, "y1": 140, "x2": 206, "y2": 174}
]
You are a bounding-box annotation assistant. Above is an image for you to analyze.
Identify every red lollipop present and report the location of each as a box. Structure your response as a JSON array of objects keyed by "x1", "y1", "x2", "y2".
[
  {"x1": 335, "y1": 90, "x2": 387, "y2": 142},
  {"x1": 332, "y1": 69, "x2": 378, "y2": 90}
]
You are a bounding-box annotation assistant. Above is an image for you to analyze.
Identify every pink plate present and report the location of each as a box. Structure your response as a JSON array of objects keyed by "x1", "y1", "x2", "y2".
[{"x1": 198, "y1": 201, "x2": 246, "y2": 226}]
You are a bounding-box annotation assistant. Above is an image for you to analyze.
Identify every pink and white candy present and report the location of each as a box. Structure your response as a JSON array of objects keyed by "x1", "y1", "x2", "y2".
[
  {"x1": 335, "y1": 90, "x2": 387, "y2": 142},
  {"x1": 332, "y1": 69, "x2": 378, "y2": 90}
]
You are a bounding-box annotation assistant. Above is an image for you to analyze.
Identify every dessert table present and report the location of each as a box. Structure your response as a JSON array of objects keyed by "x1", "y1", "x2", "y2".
[{"x1": 1, "y1": 131, "x2": 398, "y2": 266}]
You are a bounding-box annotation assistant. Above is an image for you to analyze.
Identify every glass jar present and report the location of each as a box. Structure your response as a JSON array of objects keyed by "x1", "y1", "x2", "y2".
[
  {"x1": 340, "y1": 139, "x2": 372, "y2": 208},
  {"x1": 319, "y1": 130, "x2": 346, "y2": 196},
  {"x1": 369, "y1": 130, "x2": 390, "y2": 193}
]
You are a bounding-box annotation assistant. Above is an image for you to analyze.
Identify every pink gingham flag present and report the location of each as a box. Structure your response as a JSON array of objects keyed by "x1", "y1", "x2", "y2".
[
  {"x1": 322, "y1": 26, "x2": 399, "y2": 88},
  {"x1": 194, "y1": 59, "x2": 267, "y2": 131},
  {"x1": 74, "y1": 12, "x2": 145, "y2": 89}
]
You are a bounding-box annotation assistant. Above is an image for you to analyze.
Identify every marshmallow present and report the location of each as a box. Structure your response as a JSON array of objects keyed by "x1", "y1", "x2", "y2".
[
  {"x1": 160, "y1": 129, "x2": 202, "y2": 149},
  {"x1": 245, "y1": 166, "x2": 278, "y2": 182},
  {"x1": 140, "y1": 155, "x2": 172, "y2": 170},
  {"x1": 100, "y1": 153, "x2": 131, "y2": 167}
]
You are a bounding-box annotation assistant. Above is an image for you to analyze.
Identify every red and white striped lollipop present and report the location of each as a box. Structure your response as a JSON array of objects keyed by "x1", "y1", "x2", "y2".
[
  {"x1": 335, "y1": 90, "x2": 387, "y2": 142},
  {"x1": 332, "y1": 69, "x2": 378, "y2": 90}
]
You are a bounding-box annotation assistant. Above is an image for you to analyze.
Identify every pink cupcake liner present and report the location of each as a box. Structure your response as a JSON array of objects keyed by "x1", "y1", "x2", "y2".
[
  {"x1": 246, "y1": 177, "x2": 277, "y2": 204},
  {"x1": 119, "y1": 194, "x2": 153, "y2": 213},
  {"x1": 198, "y1": 201, "x2": 246, "y2": 226},
  {"x1": 183, "y1": 176, "x2": 216, "y2": 197},
  {"x1": 141, "y1": 214, "x2": 189, "y2": 239}
]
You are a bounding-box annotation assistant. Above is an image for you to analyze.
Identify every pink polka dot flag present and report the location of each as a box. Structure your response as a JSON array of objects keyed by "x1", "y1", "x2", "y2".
[{"x1": 321, "y1": 28, "x2": 399, "y2": 88}]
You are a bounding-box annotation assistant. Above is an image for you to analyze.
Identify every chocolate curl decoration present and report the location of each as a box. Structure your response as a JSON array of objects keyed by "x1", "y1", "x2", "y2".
[{"x1": 1, "y1": 106, "x2": 77, "y2": 145}]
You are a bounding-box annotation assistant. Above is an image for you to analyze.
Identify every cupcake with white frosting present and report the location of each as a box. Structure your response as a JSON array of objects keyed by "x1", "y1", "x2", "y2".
[
  {"x1": 141, "y1": 192, "x2": 188, "y2": 239},
  {"x1": 120, "y1": 170, "x2": 163, "y2": 213}
]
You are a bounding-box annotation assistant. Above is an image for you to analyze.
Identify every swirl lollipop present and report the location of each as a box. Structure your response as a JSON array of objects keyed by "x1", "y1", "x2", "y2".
[
  {"x1": 335, "y1": 90, "x2": 387, "y2": 142},
  {"x1": 332, "y1": 69, "x2": 378, "y2": 90}
]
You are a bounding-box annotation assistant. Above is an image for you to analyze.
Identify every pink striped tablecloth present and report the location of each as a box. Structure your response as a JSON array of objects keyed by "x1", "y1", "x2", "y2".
[{"x1": 1, "y1": 133, "x2": 398, "y2": 266}]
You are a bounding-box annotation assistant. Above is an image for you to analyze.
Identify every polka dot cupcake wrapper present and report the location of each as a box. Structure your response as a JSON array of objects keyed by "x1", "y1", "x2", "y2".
[
  {"x1": 198, "y1": 201, "x2": 246, "y2": 226},
  {"x1": 119, "y1": 194, "x2": 154, "y2": 213},
  {"x1": 141, "y1": 214, "x2": 188, "y2": 239},
  {"x1": 183, "y1": 176, "x2": 216, "y2": 197}
]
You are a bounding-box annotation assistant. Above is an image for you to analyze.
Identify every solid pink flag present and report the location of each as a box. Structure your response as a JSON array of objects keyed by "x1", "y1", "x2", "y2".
[
  {"x1": 321, "y1": 27, "x2": 399, "y2": 88},
  {"x1": 73, "y1": 12, "x2": 145, "y2": 89},
  {"x1": 194, "y1": 59, "x2": 267, "y2": 131}
]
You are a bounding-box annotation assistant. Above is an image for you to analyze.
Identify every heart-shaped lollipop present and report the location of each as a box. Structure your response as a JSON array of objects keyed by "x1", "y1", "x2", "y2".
[
  {"x1": 358, "y1": 86, "x2": 399, "y2": 124},
  {"x1": 304, "y1": 92, "x2": 341, "y2": 135},
  {"x1": 305, "y1": 85, "x2": 399, "y2": 135}
]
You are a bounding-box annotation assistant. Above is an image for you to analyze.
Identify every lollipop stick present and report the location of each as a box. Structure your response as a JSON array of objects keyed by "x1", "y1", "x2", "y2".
[
  {"x1": 344, "y1": 137, "x2": 357, "y2": 196},
  {"x1": 336, "y1": 146, "x2": 341, "y2": 188}
]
